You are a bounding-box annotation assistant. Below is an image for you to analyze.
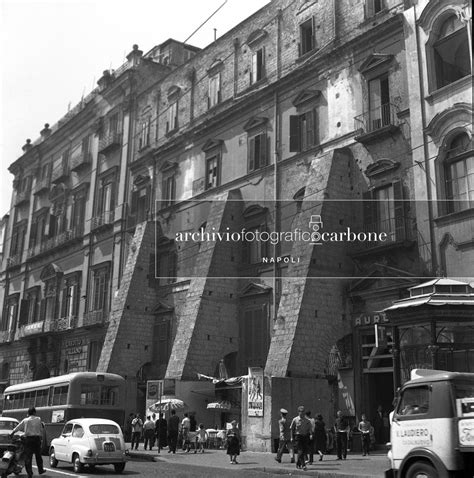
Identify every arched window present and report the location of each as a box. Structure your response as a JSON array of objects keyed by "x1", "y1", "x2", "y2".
[
  {"x1": 444, "y1": 133, "x2": 474, "y2": 213},
  {"x1": 432, "y1": 15, "x2": 470, "y2": 89}
]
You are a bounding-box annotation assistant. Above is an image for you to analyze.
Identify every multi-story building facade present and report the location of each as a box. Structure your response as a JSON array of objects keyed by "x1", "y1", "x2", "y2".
[{"x1": 1, "y1": 0, "x2": 472, "y2": 452}]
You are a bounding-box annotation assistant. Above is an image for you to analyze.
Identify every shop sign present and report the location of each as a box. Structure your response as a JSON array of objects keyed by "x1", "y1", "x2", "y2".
[
  {"x1": 248, "y1": 367, "x2": 264, "y2": 417},
  {"x1": 353, "y1": 312, "x2": 389, "y2": 327}
]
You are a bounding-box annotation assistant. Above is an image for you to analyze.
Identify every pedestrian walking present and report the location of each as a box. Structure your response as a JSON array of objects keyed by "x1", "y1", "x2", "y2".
[
  {"x1": 131, "y1": 414, "x2": 143, "y2": 450},
  {"x1": 275, "y1": 408, "x2": 295, "y2": 464},
  {"x1": 143, "y1": 416, "x2": 155, "y2": 450},
  {"x1": 358, "y1": 413, "x2": 371, "y2": 456},
  {"x1": 168, "y1": 410, "x2": 180, "y2": 453},
  {"x1": 151, "y1": 413, "x2": 157, "y2": 449},
  {"x1": 314, "y1": 414, "x2": 327, "y2": 461},
  {"x1": 226, "y1": 420, "x2": 241, "y2": 464},
  {"x1": 305, "y1": 411, "x2": 315, "y2": 465},
  {"x1": 181, "y1": 413, "x2": 191, "y2": 452},
  {"x1": 290, "y1": 405, "x2": 312, "y2": 471},
  {"x1": 195, "y1": 424, "x2": 208, "y2": 453},
  {"x1": 334, "y1": 410, "x2": 349, "y2": 460},
  {"x1": 10, "y1": 407, "x2": 46, "y2": 478},
  {"x1": 155, "y1": 413, "x2": 168, "y2": 451}
]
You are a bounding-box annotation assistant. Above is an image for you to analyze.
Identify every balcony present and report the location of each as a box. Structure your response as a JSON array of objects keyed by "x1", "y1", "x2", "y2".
[
  {"x1": 33, "y1": 177, "x2": 50, "y2": 195},
  {"x1": 27, "y1": 226, "x2": 84, "y2": 260},
  {"x1": 70, "y1": 151, "x2": 92, "y2": 172},
  {"x1": 16, "y1": 321, "x2": 45, "y2": 339},
  {"x1": 83, "y1": 310, "x2": 109, "y2": 327},
  {"x1": 354, "y1": 103, "x2": 400, "y2": 144},
  {"x1": 0, "y1": 330, "x2": 15, "y2": 344},
  {"x1": 91, "y1": 211, "x2": 114, "y2": 230},
  {"x1": 15, "y1": 189, "x2": 31, "y2": 206},
  {"x1": 98, "y1": 132, "x2": 122, "y2": 154},
  {"x1": 51, "y1": 315, "x2": 78, "y2": 332},
  {"x1": 51, "y1": 163, "x2": 69, "y2": 184},
  {"x1": 6, "y1": 254, "x2": 21, "y2": 269}
]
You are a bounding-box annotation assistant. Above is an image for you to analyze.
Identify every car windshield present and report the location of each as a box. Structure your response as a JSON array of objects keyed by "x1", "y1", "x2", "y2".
[
  {"x1": 0, "y1": 421, "x2": 17, "y2": 431},
  {"x1": 89, "y1": 424, "x2": 120, "y2": 435}
]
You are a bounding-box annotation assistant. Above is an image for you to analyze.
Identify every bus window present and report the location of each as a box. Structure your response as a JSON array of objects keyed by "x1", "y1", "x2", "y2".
[
  {"x1": 24, "y1": 391, "x2": 36, "y2": 409},
  {"x1": 14, "y1": 393, "x2": 24, "y2": 409},
  {"x1": 35, "y1": 389, "x2": 49, "y2": 408},
  {"x1": 100, "y1": 386, "x2": 119, "y2": 406},
  {"x1": 52, "y1": 386, "x2": 69, "y2": 406},
  {"x1": 80, "y1": 384, "x2": 100, "y2": 405}
]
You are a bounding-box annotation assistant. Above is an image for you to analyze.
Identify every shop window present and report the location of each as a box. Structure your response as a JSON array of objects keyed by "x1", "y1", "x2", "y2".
[
  {"x1": 299, "y1": 18, "x2": 315, "y2": 56},
  {"x1": 289, "y1": 109, "x2": 318, "y2": 152},
  {"x1": 89, "y1": 264, "x2": 109, "y2": 312},
  {"x1": 431, "y1": 15, "x2": 470, "y2": 90},
  {"x1": 444, "y1": 133, "x2": 474, "y2": 214},
  {"x1": 208, "y1": 73, "x2": 221, "y2": 109},
  {"x1": 397, "y1": 386, "x2": 430, "y2": 416},
  {"x1": 205, "y1": 153, "x2": 220, "y2": 190},
  {"x1": 239, "y1": 306, "x2": 270, "y2": 369},
  {"x1": 251, "y1": 47, "x2": 265, "y2": 84}
]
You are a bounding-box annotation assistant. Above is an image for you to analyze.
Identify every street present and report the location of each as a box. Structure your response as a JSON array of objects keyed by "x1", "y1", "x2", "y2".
[{"x1": 30, "y1": 449, "x2": 389, "y2": 477}]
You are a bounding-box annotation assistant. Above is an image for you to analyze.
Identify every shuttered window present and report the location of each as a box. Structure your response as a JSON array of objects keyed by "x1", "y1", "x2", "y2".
[
  {"x1": 240, "y1": 306, "x2": 270, "y2": 369},
  {"x1": 289, "y1": 109, "x2": 318, "y2": 152},
  {"x1": 299, "y1": 18, "x2": 315, "y2": 56},
  {"x1": 248, "y1": 132, "x2": 268, "y2": 172}
]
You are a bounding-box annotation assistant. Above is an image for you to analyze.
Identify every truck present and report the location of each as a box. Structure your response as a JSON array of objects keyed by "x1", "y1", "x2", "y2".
[{"x1": 386, "y1": 369, "x2": 474, "y2": 478}]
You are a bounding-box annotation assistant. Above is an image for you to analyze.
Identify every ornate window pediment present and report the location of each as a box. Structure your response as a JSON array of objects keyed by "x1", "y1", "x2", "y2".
[
  {"x1": 207, "y1": 59, "x2": 224, "y2": 76},
  {"x1": 243, "y1": 204, "x2": 268, "y2": 219},
  {"x1": 247, "y1": 29, "x2": 268, "y2": 47},
  {"x1": 133, "y1": 174, "x2": 151, "y2": 187},
  {"x1": 292, "y1": 89, "x2": 321, "y2": 107},
  {"x1": 239, "y1": 282, "x2": 272, "y2": 297},
  {"x1": 243, "y1": 117, "x2": 268, "y2": 132},
  {"x1": 202, "y1": 138, "x2": 223, "y2": 152},
  {"x1": 40, "y1": 263, "x2": 63, "y2": 281},
  {"x1": 159, "y1": 160, "x2": 178, "y2": 172},
  {"x1": 358, "y1": 53, "x2": 394, "y2": 74},
  {"x1": 365, "y1": 159, "x2": 400, "y2": 178},
  {"x1": 153, "y1": 301, "x2": 174, "y2": 315}
]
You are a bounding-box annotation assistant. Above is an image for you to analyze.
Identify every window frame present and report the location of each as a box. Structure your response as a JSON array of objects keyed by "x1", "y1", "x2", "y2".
[
  {"x1": 299, "y1": 17, "x2": 315, "y2": 56},
  {"x1": 250, "y1": 47, "x2": 266, "y2": 85},
  {"x1": 208, "y1": 72, "x2": 221, "y2": 109},
  {"x1": 89, "y1": 263, "x2": 110, "y2": 313},
  {"x1": 289, "y1": 108, "x2": 318, "y2": 153},
  {"x1": 205, "y1": 152, "x2": 221, "y2": 190}
]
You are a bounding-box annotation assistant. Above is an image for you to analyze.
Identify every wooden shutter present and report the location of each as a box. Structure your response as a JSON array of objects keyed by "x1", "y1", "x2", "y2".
[
  {"x1": 363, "y1": 191, "x2": 375, "y2": 230},
  {"x1": 392, "y1": 180, "x2": 405, "y2": 241},
  {"x1": 19, "y1": 299, "x2": 29, "y2": 327},
  {"x1": 306, "y1": 111, "x2": 314, "y2": 148},
  {"x1": 249, "y1": 137, "x2": 256, "y2": 171},
  {"x1": 39, "y1": 298, "x2": 47, "y2": 322},
  {"x1": 289, "y1": 116, "x2": 301, "y2": 152},
  {"x1": 260, "y1": 133, "x2": 268, "y2": 167}
]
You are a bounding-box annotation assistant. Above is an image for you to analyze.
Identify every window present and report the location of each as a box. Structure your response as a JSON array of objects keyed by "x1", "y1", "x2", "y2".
[
  {"x1": 365, "y1": 0, "x2": 384, "y2": 18},
  {"x1": 10, "y1": 221, "x2": 27, "y2": 259},
  {"x1": 248, "y1": 132, "x2": 268, "y2": 172},
  {"x1": 61, "y1": 423, "x2": 73, "y2": 436},
  {"x1": 368, "y1": 75, "x2": 390, "y2": 130},
  {"x1": 162, "y1": 176, "x2": 176, "y2": 208},
  {"x1": 153, "y1": 318, "x2": 172, "y2": 366},
  {"x1": 109, "y1": 112, "x2": 120, "y2": 135},
  {"x1": 397, "y1": 386, "x2": 430, "y2": 416},
  {"x1": 43, "y1": 278, "x2": 60, "y2": 322},
  {"x1": 208, "y1": 73, "x2": 221, "y2": 108},
  {"x1": 71, "y1": 188, "x2": 87, "y2": 232},
  {"x1": 90, "y1": 265, "x2": 109, "y2": 312},
  {"x1": 96, "y1": 174, "x2": 115, "y2": 223},
  {"x1": 205, "y1": 153, "x2": 220, "y2": 190},
  {"x1": 294, "y1": 187, "x2": 306, "y2": 213},
  {"x1": 156, "y1": 250, "x2": 177, "y2": 285},
  {"x1": 29, "y1": 210, "x2": 48, "y2": 249},
  {"x1": 289, "y1": 109, "x2": 318, "y2": 152},
  {"x1": 138, "y1": 119, "x2": 151, "y2": 150},
  {"x1": 433, "y1": 15, "x2": 470, "y2": 90},
  {"x1": 72, "y1": 425, "x2": 84, "y2": 438},
  {"x1": 240, "y1": 306, "x2": 270, "y2": 369},
  {"x1": 100, "y1": 386, "x2": 119, "y2": 406},
  {"x1": 299, "y1": 18, "x2": 315, "y2": 56},
  {"x1": 61, "y1": 274, "x2": 80, "y2": 319},
  {"x1": 87, "y1": 341, "x2": 102, "y2": 371},
  {"x1": 445, "y1": 134, "x2": 474, "y2": 213},
  {"x1": 20, "y1": 287, "x2": 40, "y2": 326},
  {"x1": 166, "y1": 101, "x2": 178, "y2": 133},
  {"x1": 1, "y1": 295, "x2": 19, "y2": 332},
  {"x1": 52, "y1": 385, "x2": 69, "y2": 406},
  {"x1": 244, "y1": 226, "x2": 268, "y2": 263},
  {"x1": 251, "y1": 48, "x2": 265, "y2": 84}
]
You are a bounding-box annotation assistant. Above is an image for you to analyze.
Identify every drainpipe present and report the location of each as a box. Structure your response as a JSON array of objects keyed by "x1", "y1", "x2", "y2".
[
  {"x1": 413, "y1": 5, "x2": 437, "y2": 275},
  {"x1": 273, "y1": 91, "x2": 279, "y2": 328}
]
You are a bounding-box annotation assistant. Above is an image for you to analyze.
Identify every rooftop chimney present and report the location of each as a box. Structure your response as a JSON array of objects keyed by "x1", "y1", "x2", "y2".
[
  {"x1": 22, "y1": 139, "x2": 33, "y2": 153},
  {"x1": 126, "y1": 44, "x2": 143, "y2": 67},
  {"x1": 40, "y1": 123, "x2": 52, "y2": 139}
]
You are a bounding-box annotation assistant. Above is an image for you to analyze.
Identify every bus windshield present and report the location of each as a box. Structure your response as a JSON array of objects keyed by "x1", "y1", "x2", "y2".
[{"x1": 454, "y1": 380, "x2": 474, "y2": 399}]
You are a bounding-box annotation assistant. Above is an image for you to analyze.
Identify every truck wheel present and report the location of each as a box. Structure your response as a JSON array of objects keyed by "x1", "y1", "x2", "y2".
[
  {"x1": 72, "y1": 454, "x2": 83, "y2": 473},
  {"x1": 406, "y1": 461, "x2": 437, "y2": 478},
  {"x1": 49, "y1": 447, "x2": 58, "y2": 468}
]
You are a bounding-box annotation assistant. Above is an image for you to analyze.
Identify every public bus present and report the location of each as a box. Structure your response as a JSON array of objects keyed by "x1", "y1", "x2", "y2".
[{"x1": 1, "y1": 372, "x2": 126, "y2": 448}]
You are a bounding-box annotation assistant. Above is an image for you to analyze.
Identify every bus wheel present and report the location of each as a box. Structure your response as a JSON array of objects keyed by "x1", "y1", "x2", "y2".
[
  {"x1": 406, "y1": 461, "x2": 437, "y2": 478},
  {"x1": 72, "y1": 454, "x2": 83, "y2": 473},
  {"x1": 49, "y1": 448, "x2": 58, "y2": 468},
  {"x1": 114, "y1": 463, "x2": 126, "y2": 473}
]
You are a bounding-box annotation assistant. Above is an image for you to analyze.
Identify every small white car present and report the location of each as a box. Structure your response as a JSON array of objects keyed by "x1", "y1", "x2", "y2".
[
  {"x1": 0, "y1": 417, "x2": 19, "y2": 452},
  {"x1": 49, "y1": 418, "x2": 128, "y2": 473}
]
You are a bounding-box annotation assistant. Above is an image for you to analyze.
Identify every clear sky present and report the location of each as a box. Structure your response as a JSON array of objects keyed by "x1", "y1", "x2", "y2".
[{"x1": 0, "y1": 0, "x2": 270, "y2": 218}]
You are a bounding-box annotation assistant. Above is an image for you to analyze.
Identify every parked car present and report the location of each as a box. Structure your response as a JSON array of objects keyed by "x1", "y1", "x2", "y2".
[
  {"x1": 49, "y1": 418, "x2": 128, "y2": 473},
  {"x1": 0, "y1": 418, "x2": 19, "y2": 453}
]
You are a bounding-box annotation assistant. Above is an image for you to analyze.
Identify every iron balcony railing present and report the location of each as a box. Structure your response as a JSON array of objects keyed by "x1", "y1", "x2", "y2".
[
  {"x1": 33, "y1": 177, "x2": 50, "y2": 195},
  {"x1": 27, "y1": 226, "x2": 84, "y2": 259},
  {"x1": 6, "y1": 254, "x2": 21, "y2": 268},
  {"x1": 51, "y1": 315, "x2": 78, "y2": 332},
  {"x1": 91, "y1": 211, "x2": 115, "y2": 230},
  {"x1": 70, "y1": 151, "x2": 92, "y2": 171},
  {"x1": 98, "y1": 132, "x2": 122, "y2": 154},
  {"x1": 354, "y1": 103, "x2": 399, "y2": 135},
  {"x1": 83, "y1": 310, "x2": 109, "y2": 327},
  {"x1": 358, "y1": 216, "x2": 413, "y2": 249}
]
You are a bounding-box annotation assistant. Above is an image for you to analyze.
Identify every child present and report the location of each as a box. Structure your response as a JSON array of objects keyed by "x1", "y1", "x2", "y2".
[{"x1": 195, "y1": 423, "x2": 208, "y2": 453}]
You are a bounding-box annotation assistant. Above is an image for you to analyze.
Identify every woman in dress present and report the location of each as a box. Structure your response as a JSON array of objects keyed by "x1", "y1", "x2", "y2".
[
  {"x1": 226, "y1": 420, "x2": 241, "y2": 464},
  {"x1": 314, "y1": 414, "x2": 327, "y2": 461}
]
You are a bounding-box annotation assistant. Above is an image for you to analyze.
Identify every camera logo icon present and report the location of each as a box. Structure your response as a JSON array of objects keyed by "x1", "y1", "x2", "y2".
[{"x1": 309, "y1": 215, "x2": 323, "y2": 245}]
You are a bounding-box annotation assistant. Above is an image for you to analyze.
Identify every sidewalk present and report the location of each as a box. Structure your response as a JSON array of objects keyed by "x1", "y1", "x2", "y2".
[{"x1": 128, "y1": 444, "x2": 389, "y2": 477}]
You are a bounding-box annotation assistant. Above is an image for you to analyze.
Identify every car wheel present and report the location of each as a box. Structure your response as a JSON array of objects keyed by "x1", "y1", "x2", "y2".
[
  {"x1": 72, "y1": 454, "x2": 84, "y2": 473},
  {"x1": 406, "y1": 461, "x2": 437, "y2": 478},
  {"x1": 49, "y1": 447, "x2": 58, "y2": 468},
  {"x1": 114, "y1": 463, "x2": 126, "y2": 473}
]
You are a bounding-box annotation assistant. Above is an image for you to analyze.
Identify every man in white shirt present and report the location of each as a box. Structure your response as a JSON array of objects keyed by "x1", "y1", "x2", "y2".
[{"x1": 11, "y1": 407, "x2": 46, "y2": 478}]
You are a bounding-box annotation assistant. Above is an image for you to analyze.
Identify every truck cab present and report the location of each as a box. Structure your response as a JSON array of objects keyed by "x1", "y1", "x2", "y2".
[{"x1": 387, "y1": 369, "x2": 474, "y2": 478}]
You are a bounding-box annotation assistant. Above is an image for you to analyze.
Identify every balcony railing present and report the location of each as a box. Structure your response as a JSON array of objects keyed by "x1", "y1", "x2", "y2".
[
  {"x1": 354, "y1": 103, "x2": 400, "y2": 141},
  {"x1": 15, "y1": 189, "x2": 31, "y2": 206},
  {"x1": 357, "y1": 216, "x2": 414, "y2": 250},
  {"x1": 51, "y1": 163, "x2": 69, "y2": 184},
  {"x1": 6, "y1": 254, "x2": 21, "y2": 269},
  {"x1": 0, "y1": 330, "x2": 15, "y2": 343},
  {"x1": 91, "y1": 211, "x2": 115, "y2": 230},
  {"x1": 33, "y1": 177, "x2": 50, "y2": 195},
  {"x1": 27, "y1": 226, "x2": 84, "y2": 259},
  {"x1": 70, "y1": 151, "x2": 92, "y2": 172},
  {"x1": 16, "y1": 321, "x2": 45, "y2": 339},
  {"x1": 83, "y1": 310, "x2": 109, "y2": 327},
  {"x1": 51, "y1": 315, "x2": 77, "y2": 332},
  {"x1": 98, "y1": 132, "x2": 122, "y2": 154}
]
